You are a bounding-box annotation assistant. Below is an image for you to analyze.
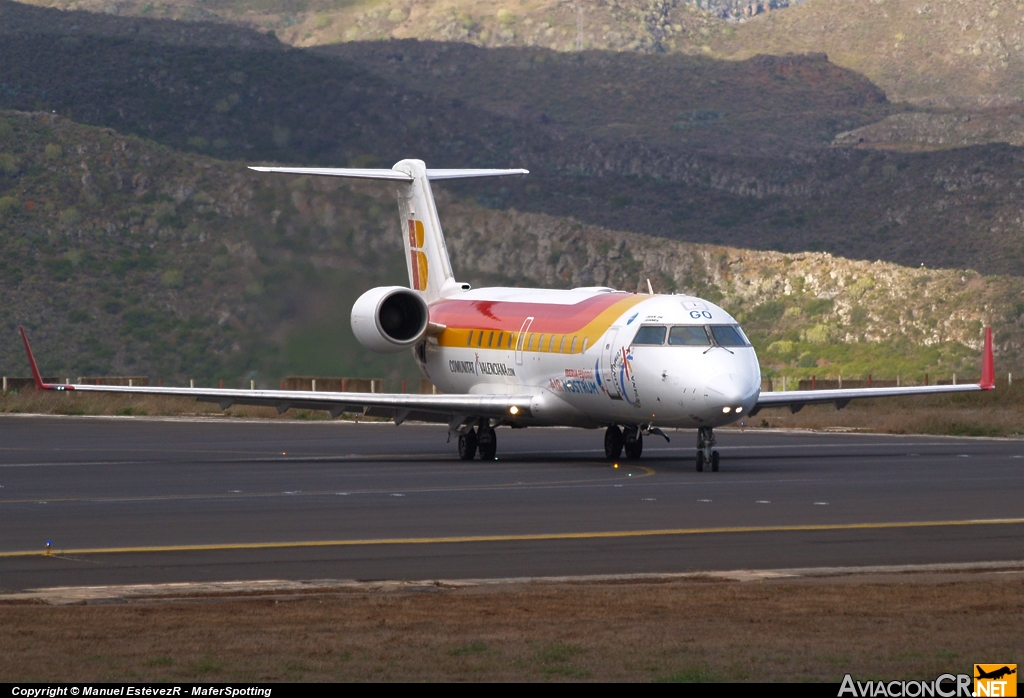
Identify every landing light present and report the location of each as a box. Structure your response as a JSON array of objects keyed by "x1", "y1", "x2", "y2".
[
  {"x1": 736, "y1": 406, "x2": 743, "y2": 413},
  {"x1": 722, "y1": 407, "x2": 731, "y2": 414},
  {"x1": 509, "y1": 406, "x2": 519, "y2": 415}
]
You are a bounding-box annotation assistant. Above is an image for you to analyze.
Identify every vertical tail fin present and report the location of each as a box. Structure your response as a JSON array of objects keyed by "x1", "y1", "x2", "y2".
[
  {"x1": 249, "y1": 161, "x2": 527, "y2": 302},
  {"x1": 392, "y1": 159, "x2": 455, "y2": 302}
]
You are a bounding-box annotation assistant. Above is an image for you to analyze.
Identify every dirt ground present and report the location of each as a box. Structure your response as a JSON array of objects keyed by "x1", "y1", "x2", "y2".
[{"x1": 2, "y1": 572, "x2": 1021, "y2": 682}]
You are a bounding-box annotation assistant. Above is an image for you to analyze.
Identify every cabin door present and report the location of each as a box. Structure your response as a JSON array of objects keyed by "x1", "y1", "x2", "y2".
[{"x1": 601, "y1": 328, "x2": 622, "y2": 400}]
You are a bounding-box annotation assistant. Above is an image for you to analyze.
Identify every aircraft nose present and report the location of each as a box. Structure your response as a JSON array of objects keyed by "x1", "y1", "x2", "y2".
[{"x1": 704, "y1": 372, "x2": 759, "y2": 413}]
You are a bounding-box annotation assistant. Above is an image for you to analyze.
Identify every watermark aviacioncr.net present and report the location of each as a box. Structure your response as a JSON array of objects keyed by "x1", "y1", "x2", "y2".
[{"x1": 839, "y1": 665, "x2": 1017, "y2": 698}]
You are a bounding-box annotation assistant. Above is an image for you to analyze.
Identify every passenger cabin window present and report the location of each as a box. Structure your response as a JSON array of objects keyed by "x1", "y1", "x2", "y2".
[
  {"x1": 487, "y1": 331, "x2": 494, "y2": 348},
  {"x1": 559, "y1": 336, "x2": 566, "y2": 353},
  {"x1": 571, "y1": 336, "x2": 578, "y2": 353},
  {"x1": 710, "y1": 325, "x2": 749, "y2": 347},
  {"x1": 538, "y1": 334, "x2": 546, "y2": 351},
  {"x1": 467, "y1": 331, "x2": 474, "y2": 347},
  {"x1": 669, "y1": 326, "x2": 711, "y2": 346},
  {"x1": 632, "y1": 325, "x2": 667, "y2": 345}
]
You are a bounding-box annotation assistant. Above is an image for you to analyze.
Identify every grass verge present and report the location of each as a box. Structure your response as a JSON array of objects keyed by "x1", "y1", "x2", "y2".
[{"x1": 1, "y1": 574, "x2": 1021, "y2": 682}]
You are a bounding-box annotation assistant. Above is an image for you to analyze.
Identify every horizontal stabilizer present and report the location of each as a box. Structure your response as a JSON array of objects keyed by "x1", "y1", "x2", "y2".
[
  {"x1": 248, "y1": 167, "x2": 412, "y2": 181},
  {"x1": 425, "y1": 168, "x2": 529, "y2": 180},
  {"x1": 249, "y1": 166, "x2": 529, "y2": 181}
]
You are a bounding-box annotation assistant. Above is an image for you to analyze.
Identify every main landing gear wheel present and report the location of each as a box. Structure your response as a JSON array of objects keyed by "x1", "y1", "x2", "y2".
[
  {"x1": 696, "y1": 426, "x2": 719, "y2": 472},
  {"x1": 478, "y1": 427, "x2": 497, "y2": 461},
  {"x1": 458, "y1": 431, "x2": 478, "y2": 460},
  {"x1": 604, "y1": 426, "x2": 624, "y2": 460},
  {"x1": 624, "y1": 433, "x2": 643, "y2": 460}
]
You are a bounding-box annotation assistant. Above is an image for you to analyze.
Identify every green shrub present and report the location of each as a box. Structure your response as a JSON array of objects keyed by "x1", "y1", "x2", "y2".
[
  {"x1": 497, "y1": 9, "x2": 515, "y2": 25},
  {"x1": 315, "y1": 15, "x2": 333, "y2": 29},
  {"x1": 44, "y1": 258, "x2": 74, "y2": 281},
  {"x1": 0, "y1": 152, "x2": 20, "y2": 176},
  {"x1": 0, "y1": 196, "x2": 19, "y2": 219},
  {"x1": 161, "y1": 269, "x2": 184, "y2": 288},
  {"x1": 44, "y1": 143, "x2": 63, "y2": 160},
  {"x1": 805, "y1": 323, "x2": 834, "y2": 343},
  {"x1": 59, "y1": 208, "x2": 82, "y2": 226}
]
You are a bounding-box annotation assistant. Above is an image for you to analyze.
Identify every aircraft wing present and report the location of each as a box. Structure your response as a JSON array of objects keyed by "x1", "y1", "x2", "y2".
[
  {"x1": 18, "y1": 328, "x2": 531, "y2": 427},
  {"x1": 751, "y1": 328, "x2": 995, "y2": 415}
]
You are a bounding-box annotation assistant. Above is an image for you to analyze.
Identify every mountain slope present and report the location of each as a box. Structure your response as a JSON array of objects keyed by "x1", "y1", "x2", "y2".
[
  {"x1": 22, "y1": 0, "x2": 1024, "y2": 107},
  {"x1": 2, "y1": 110, "x2": 1023, "y2": 385}
]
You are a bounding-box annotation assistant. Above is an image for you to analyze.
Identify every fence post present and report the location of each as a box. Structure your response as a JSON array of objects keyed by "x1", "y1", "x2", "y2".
[
  {"x1": 250, "y1": 380, "x2": 255, "y2": 390},
  {"x1": 2, "y1": 376, "x2": 6, "y2": 393},
  {"x1": 311, "y1": 379, "x2": 316, "y2": 392},
  {"x1": 868, "y1": 374, "x2": 872, "y2": 387},
  {"x1": 812, "y1": 375, "x2": 816, "y2": 390},
  {"x1": 838, "y1": 374, "x2": 842, "y2": 389},
  {"x1": 924, "y1": 373, "x2": 929, "y2": 386},
  {"x1": 190, "y1": 379, "x2": 194, "y2": 388},
  {"x1": 953, "y1": 373, "x2": 956, "y2": 385},
  {"x1": 219, "y1": 380, "x2": 224, "y2": 389}
]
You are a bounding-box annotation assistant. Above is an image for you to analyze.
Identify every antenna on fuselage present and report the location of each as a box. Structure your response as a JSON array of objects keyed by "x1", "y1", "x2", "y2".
[{"x1": 646, "y1": 278, "x2": 654, "y2": 295}]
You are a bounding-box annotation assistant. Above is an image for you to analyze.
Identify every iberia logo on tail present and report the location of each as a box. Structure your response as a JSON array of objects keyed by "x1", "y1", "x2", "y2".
[{"x1": 408, "y1": 219, "x2": 428, "y2": 292}]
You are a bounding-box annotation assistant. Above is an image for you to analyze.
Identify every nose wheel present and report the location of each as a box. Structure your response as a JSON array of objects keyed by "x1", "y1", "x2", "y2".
[{"x1": 696, "y1": 427, "x2": 719, "y2": 472}]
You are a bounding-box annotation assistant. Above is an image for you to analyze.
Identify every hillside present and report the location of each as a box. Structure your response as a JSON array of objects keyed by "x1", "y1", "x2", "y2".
[
  {"x1": 709, "y1": 0, "x2": 1024, "y2": 108},
  {"x1": 21, "y1": 0, "x2": 1024, "y2": 107},
  {"x1": 4, "y1": 2, "x2": 1024, "y2": 278},
  {"x1": 2, "y1": 110, "x2": 1023, "y2": 387}
]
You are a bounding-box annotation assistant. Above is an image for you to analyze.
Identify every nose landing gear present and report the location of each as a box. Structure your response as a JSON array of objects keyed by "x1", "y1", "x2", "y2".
[{"x1": 696, "y1": 426, "x2": 719, "y2": 472}]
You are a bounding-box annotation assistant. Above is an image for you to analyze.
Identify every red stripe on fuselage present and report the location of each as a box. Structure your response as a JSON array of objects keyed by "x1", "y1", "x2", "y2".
[{"x1": 429, "y1": 293, "x2": 634, "y2": 334}]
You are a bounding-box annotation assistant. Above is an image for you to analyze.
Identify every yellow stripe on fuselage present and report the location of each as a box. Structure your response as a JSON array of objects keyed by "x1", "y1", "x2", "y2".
[{"x1": 432, "y1": 293, "x2": 648, "y2": 354}]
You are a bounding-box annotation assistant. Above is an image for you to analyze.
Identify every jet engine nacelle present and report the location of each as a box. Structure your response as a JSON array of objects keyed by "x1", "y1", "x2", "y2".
[{"x1": 350, "y1": 286, "x2": 430, "y2": 354}]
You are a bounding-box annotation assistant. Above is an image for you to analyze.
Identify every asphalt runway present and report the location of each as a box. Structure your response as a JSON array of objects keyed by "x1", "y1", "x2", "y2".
[{"x1": 1, "y1": 415, "x2": 1022, "y2": 591}]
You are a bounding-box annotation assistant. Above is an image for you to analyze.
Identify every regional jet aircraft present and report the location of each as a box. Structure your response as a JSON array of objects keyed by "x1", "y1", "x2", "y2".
[{"x1": 19, "y1": 160, "x2": 995, "y2": 471}]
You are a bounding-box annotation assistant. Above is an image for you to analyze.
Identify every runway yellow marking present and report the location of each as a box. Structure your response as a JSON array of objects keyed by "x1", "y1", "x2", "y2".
[{"x1": 2, "y1": 517, "x2": 1022, "y2": 559}]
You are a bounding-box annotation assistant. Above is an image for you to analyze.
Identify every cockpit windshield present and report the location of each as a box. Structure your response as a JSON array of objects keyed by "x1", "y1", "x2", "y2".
[
  {"x1": 668, "y1": 326, "x2": 711, "y2": 346},
  {"x1": 630, "y1": 324, "x2": 749, "y2": 347},
  {"x1": 709, "y1": 325, "x2": 749, "y2": 347},
  {"x1": 631, "y1": 325, "x2": 667, "y2": 345}
]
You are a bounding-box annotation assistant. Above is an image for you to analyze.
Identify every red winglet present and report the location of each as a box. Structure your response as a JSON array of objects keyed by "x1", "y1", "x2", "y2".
[
  {"x1": 19, "y1": 326, "x2": 50, "y2": 391},
  {"x1": 980, "y1": 326, "x2": 995, "y2": 390}
]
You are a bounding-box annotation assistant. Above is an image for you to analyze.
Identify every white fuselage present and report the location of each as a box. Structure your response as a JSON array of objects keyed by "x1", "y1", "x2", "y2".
[{"x1": 420, "y1": 290, "x2": 762, "y2": 429}]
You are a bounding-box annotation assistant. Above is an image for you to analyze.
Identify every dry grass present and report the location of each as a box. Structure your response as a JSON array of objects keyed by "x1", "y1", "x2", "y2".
[{"x1": 1, "y1": 575, "x2": 1021, "y2": 682}]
